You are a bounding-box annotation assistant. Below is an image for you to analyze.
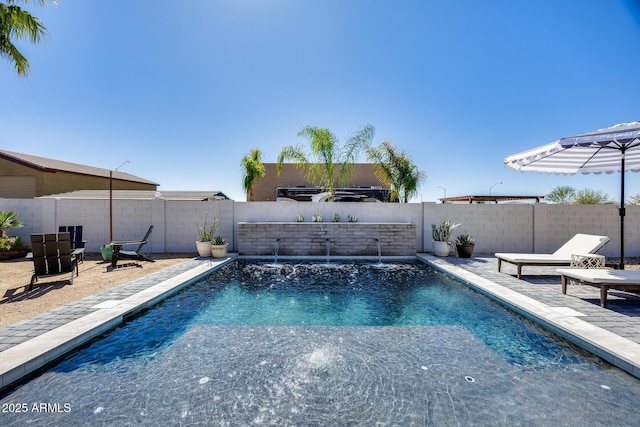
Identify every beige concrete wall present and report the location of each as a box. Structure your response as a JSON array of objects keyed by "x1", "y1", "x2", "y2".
[
  {"x1": 1, "y1": 197, "x2": 636, "y2": 258},
  {"x1": 424, "y1": 203, "x2": 535, "y2": 254}
]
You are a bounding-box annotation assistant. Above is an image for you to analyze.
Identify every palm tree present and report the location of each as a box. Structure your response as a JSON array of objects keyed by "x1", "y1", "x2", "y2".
[
  {"x1": 240, "y1": 148, "x2": 265, "y2": 201},
  {"x1": 366, "y1": 140, "x2": 424, "y2": 203},
  {"x1": 0, "y1": 209, "x2": 24, "y2": 238},
  {"x1": 277, "y1": 124, "x2": 375, "y2": 201},
  {"x1": 399, "y1": 159, "x2": 424, "y2": 203},
  {"x1": 0, "y1": 0, "x2": 53, "y2": 77}
]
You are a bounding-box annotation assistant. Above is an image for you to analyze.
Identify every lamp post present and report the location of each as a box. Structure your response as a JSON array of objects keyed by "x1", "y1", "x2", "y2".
[
  {"x1": 110, "y1": 161, "x2": 130, "y2": 242},
  {"x1": 437, "y1": 186, "x2": 447, "y2": 203},
  {"x1": 489, "y1": 181, "x2": 502, "y2": 196}
]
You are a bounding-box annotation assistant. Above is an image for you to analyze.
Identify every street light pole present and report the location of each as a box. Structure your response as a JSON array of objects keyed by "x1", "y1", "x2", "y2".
[
  {"x1": 110, "y1": 161, "x2": 130, "y2": 242},
  {"x1": 437, "y1": 186, "x2": 447, "y2": 203},
  {"x1": 489, "y1": 182, "x2": 502, "y2": 196}
]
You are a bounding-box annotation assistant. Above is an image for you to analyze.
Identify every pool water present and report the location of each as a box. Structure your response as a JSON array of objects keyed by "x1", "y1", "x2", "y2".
[
  {"x1": 193, "y1": 262, "x2": 595, "y2": 370},
  {"x1": 2, "y1": 260, "x2": 640, "y2": 426}
]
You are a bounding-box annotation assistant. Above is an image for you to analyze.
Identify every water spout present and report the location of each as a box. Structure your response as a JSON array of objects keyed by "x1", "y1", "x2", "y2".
[
  {"x1": 374, "y1": 238, "x2": 381, "y2": 264},
  {"x1": 326, "y1": 239, "x2": 330, "y2": 263},
  {"x1": 274, "y1": 238, "x2": 280, "y2": 263}
]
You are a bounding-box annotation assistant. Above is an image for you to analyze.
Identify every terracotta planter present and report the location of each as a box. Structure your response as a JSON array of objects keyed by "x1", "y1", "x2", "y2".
[
  {"x1": 210, "y1": 243, "x2": 228, "y2": 258},
  {"x1": 456, "y1": 244, "x2": 474, "y2": 258},
  {"x1": 432, "y1": 241, "x2": 450, "y2": 257},
  {"x1": 196, "y1": 241, "x2": 212, "y2": 257}
]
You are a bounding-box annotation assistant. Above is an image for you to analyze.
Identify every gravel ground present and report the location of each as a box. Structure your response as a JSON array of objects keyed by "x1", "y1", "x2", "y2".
[{"x1": 0, "y1": 253, "x2": 195, "y2": 328}]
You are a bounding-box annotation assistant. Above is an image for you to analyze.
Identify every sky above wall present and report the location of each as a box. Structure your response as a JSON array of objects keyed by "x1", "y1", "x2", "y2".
[{"x1": 2, "y1": 0, "x2": 640, "y2": 202}]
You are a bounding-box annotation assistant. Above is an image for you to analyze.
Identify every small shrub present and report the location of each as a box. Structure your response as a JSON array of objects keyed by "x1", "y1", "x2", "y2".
[
  {"x1": 0, "y1": 236, "x2": 25, "y2": 252},
  {"x1": 212, "y1": 236, "x2": 226, "y2": 245}
]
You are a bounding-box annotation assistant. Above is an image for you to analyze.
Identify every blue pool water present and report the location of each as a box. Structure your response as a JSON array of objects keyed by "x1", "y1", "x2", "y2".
[{"x1": 2, "y1": 260, "x2": 640, "y2": 426}]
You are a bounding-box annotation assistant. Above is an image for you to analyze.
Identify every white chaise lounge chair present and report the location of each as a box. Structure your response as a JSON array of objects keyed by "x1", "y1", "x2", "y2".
[
  {"x1": 495, "y1": 234, "x2": 610, "y2": 279},
  {"x1": 557, "y1": 268, "x2": 640, "y2": 308}
]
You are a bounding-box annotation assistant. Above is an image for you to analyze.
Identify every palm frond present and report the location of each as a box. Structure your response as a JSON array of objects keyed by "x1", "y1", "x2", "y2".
[{"x1": 0, "y1": 1, "x2": 53, "y2": 76}]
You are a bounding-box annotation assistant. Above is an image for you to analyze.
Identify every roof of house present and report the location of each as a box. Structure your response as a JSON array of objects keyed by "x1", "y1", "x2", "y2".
[
  {"x1": 39, "y1": 190, "x2": 231, "y2": 201},
  {"x1": 0, "y1": 149, "x2": 158, "y2": 185},
  {"x1": 440, "y1": 195, "x2": 545, "y2": 203}
]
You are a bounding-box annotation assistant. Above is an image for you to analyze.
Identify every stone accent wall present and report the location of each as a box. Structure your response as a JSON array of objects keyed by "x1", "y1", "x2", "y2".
[{"x1": 238, "y1": 222, "x2": 416, "y2": 256}]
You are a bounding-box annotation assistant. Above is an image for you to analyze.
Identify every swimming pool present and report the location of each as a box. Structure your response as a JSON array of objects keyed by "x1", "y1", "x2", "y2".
[{"x1": 2, "y1": 260, "x2": 640, "y2": 426}]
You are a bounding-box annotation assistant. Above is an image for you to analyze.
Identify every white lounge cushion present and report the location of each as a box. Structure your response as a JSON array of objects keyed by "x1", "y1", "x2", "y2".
[
  {"x1": 495, "y1": 233, "x2": 609, "y2": 263},
  {"x1": 550, "y1": 234, "x2": 610, "y2": 257},
  {"x1": 556, "y1": 268, "x2": 640, "y2": 285},
  {"x1": 493, "y1": 253, "x2": 573, "y2": 264}
]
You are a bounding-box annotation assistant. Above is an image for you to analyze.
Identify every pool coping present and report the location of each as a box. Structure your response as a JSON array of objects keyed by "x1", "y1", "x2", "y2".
[
  {"x1": 0, "y1": 256, "x2": 237, "y2": 390},
  {"x1": 419, "y1": 254, "x2": 640, "y2": 378},
  {"x1": 1, "y1": 253, "x2": 639, "y2": 392}
]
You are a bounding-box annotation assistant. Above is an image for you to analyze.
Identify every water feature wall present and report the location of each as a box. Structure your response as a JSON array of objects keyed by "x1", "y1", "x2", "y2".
[{"x1": 237, "y1": 222, "x2": 416, "y2": 256}]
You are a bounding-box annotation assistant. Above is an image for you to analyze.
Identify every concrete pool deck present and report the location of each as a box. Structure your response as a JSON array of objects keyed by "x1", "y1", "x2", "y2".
[{"x1": 1, "y1": 254, "x2": 640, "y2": 391}]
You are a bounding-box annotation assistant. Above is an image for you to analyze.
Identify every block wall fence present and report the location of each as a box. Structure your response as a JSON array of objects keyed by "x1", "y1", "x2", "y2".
[{"x1": 1, "y1": 198, "x2": 637, "y2": 258}]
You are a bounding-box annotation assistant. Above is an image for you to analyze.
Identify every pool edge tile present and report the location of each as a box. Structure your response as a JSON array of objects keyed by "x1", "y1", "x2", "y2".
[
  {"x1": 0, "y1": 256, "x2": 236, "y2": 391},
  {"x1": 418, "y1": 254, "x2": 640, "y2": 378}
]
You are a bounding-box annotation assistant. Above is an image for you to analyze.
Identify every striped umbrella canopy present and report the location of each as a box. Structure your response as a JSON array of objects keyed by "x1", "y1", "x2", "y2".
[{"x1": 504, "y1": 121, "x2": 640, "y2": 269}]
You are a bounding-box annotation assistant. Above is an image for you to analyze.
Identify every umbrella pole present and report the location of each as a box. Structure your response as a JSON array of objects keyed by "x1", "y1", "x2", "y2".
[{"x1": 620, "y1": 153, "x2": 626, "y2": 269}]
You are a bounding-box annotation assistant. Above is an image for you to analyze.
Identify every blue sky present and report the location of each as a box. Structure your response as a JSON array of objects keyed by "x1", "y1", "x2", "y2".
[{"x1": 2, "y1": 0, "x2": 640, "y2": 202}]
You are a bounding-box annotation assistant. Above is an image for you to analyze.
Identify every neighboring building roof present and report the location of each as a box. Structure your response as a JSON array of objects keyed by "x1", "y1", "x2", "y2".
[
  {"x1": 0, "y1": 149, "x2": 158, "y2": 185},
  {"x1": 40, "y1": 190, "x2": 231, "y2": 201},
  {"x1": 251, "y1": 163, "x2": 388, "y2": 201},
  {"x1": 440, "y1": 195, "x2": 545, "y2": 203}
]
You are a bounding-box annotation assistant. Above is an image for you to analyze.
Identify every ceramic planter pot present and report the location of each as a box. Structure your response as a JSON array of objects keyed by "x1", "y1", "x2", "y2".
[
  {"x1": 432, "y1": 241, "x2": 450, "y2": 257},
  {"x1": 210, "y1": 243, "x2": 228, "y2": 258},
  {"x1": 101, "y1": 246, "x2": 113, "y2": 262},
  {"x1": 456, "y1": 244, "x2": 474, "y2": 258},
  {"x1": 196, "y1": 241, "x2": 212, "y2": 257}
]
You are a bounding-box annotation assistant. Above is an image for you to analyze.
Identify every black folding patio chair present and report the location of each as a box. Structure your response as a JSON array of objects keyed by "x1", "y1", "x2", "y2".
[
  {"x1": 59, "y1": 225, "x2": 86, "y2": 262},
  {"x1": 111, "y1": 225, "x2": 155, "y2": 268},
  {"x1": 29, "y1": 232, "x2": 79, "y2": 290}
]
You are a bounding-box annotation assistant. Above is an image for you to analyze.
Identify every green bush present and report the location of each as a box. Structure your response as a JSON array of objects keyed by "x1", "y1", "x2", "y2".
[{"x1": 0, "y1": 236, "x2": 25, "y2": 252}]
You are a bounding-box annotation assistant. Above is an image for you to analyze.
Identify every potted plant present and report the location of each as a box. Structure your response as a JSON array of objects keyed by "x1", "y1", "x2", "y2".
[
  {"x1": 455, "y1": 234, "x2": 475, "y2": 258},
  {"x1": 196, "y1": 215, "x2": 219, "y2": 257},
  {"x1": 431, "y1": 220, "x2": 460, "y2": 256},
  {"x1": 100, "y1": 243, "x2": 113, "y2": 262},
  {"x1": 210, "y1": 235, "x2": 228, "y2": 258}
]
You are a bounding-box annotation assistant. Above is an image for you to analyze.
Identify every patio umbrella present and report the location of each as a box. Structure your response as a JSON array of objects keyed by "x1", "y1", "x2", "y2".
[{"x1": 504, "y1": 121, "x2": 640, "y2": 269}]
